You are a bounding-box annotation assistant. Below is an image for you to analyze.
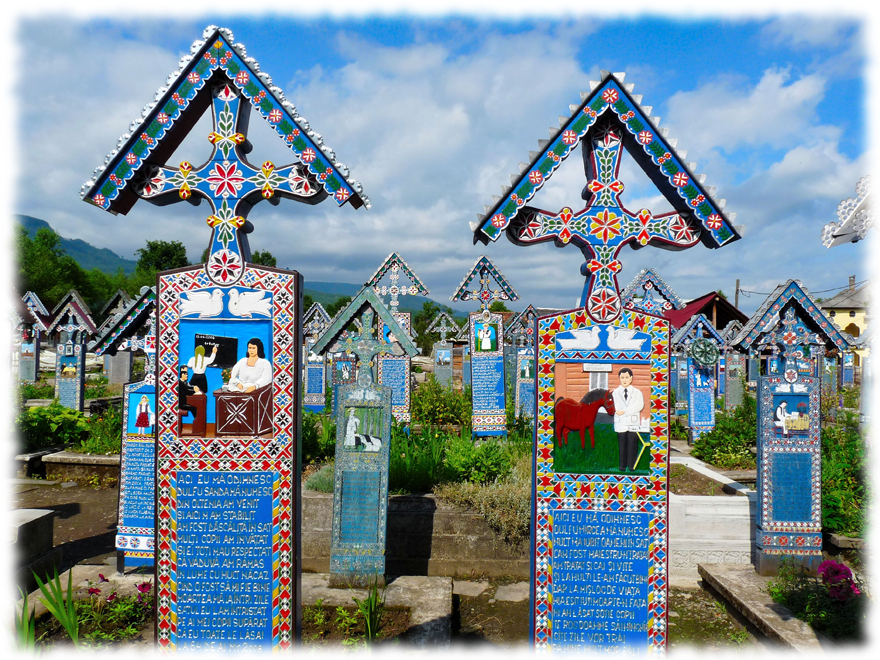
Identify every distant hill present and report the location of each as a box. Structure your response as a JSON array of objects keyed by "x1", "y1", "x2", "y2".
[{"x1": 16, "y1": 214, "x2": 139, "y2": 275}]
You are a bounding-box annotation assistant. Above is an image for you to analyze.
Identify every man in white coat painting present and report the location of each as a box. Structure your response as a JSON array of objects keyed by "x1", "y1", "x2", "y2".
[{"x1": 612, "y1": 367, "x2": 645, "y2": 471}]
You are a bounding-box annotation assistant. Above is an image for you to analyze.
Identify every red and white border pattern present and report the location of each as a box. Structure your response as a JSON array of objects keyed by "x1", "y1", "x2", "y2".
[{"x1": 532, "y1": 308, "x2": 669, "y2": 654}]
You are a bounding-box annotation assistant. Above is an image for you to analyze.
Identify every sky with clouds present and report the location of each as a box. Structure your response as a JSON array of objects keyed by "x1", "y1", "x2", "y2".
[{"x1": 9, "y1": 3, "x2": 875, "y2": 319}]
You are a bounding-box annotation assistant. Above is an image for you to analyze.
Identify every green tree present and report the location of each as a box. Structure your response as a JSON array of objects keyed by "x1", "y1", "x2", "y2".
[
  {"x1": 16, "y1": 226, "x2": 99, "y2": 309},
  {"x1": 489, "y1": 300, "x2": 510, "y2": 312},
  {"x1": 135, "y1": 240, "x2": 189, "y2": 274},
  {"x1": 251, "y1": 250, "x2": 277, "y2": 267},
  {"x1": 303, "y1": 294, "x2": 314, "y2": 313},
  {"x1": 413, "y1": 300, "x2": 458, "y2": 354},
  {"x1": 326, "y1": 295, "x2": 352, "y2": 318}
]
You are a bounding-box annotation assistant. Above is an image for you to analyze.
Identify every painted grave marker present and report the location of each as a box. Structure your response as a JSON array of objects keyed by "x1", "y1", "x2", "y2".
[
  {"x1": 303, "y1": 303, "x2": 331, "y2": 412},
  {"x1": 673, "y1": 314, "x2": 723, "y2": 439},
  {"x1": 621, "y1": 268, "x2": 685, "y2": 316},
  {"x1": 47, "y1": 292, "x2": 96, "y2": 411},
  {"x1": 451, "y1": 256, "x2": 518, "y2": 437},
  {"x1": 20, "y1": 292, "x2": 52, "y2": 381},
  {"x1": 311, "y1": 288, "x2": 416, "y2": 586},
  {"x1": 90, "y1": 286, "x2": 158, "y2": 568},
  {"x1": 732, "y1": 280, "x2": 854, "y2": 575},
  {"x1": 368, "y1": 253, "x2": 429, "y2": 424},
  {"x1": 470, "y1": 70, "x2": 741, "y2": 652},
  {"x1": 81, "y1": 25, "x2": 368, "y2": 650},
  {"x1": 426, "y1": 311, "x2": 458, "y2": 388}
]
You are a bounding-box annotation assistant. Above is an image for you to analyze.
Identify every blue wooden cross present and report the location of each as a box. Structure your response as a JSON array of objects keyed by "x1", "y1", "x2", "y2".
[
  {"x1": 508, "y1": 121, "x2": 703, "y2": 322},
  {"x1": 135, "y1": 80, "x2": 326, "y2": 285},
  {"x1": 336, "y1": 308, "x2": 404, "y2": 384},
  {"x1": 757, "y1": 308, "x2": 824, "y2": 384}
]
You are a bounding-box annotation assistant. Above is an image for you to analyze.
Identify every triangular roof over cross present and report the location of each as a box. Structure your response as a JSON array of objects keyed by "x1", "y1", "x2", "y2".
[
  {"x1": 12, "y1": 297, "x2": 35, "y2": 328},
  {"x1": 671, "y1": 313, "x2": 725, "y2": 349},
  {"x1": 426, "y1": 311, "x2": 460, "y2": 344},
  {"x1": 81, "y1": 26, "x2": 367, "y2": 216},
  {"x1": 311, "y1": 286, "x2": 417, "y2": 359},
  {"x1": 822, "y1": 175, "x2": 872, "y2": 247},
  {"x1": 365, "y1": 252, "x2": 429, "y2": 312},
  {"x1": 731, "y1": 280, "x2": 854, "y2": 354},
  {"x1": 470, "y1": 70, "x2": 741, "y2": 322},
  {"x1": 621, "y1": 268, "x2": 684, "y2": 314},
  {"x1": 21, "y1": 291, "x2": 52, "y2": 331},
  {"x1": 46, "y1": 290, "x2": 97, "y2": 335},
  {"x1": 89, "y1": 287, "x2": 157, "y2": 356},
  {"x1": 99, "y1": 289, "x2": 133, "y2": 319},
  {"x1": 450, "y1": 256, "x2": 518, "y2": 312},
  {"x1": 303, "y1": 302, "x2": 332, "y2": 338},
  {"x1": 721, "y1": 320, "x2": 744, "y2": 344},
  {"x1": 505, "y1": 304, "x2": 538, "y2": 333}
]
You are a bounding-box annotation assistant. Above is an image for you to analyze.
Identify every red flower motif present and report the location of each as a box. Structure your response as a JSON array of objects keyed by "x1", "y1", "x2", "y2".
[
  {"x1": 561, "y1": 130, "x2": 578, "y2": 146},
  {"x1": 637, "y1": 131, "x2": 653, "y2": 145},
  {"x1": 157, "y1": 112, "x2": 169, "y2": 124},
  {"x1": 557, "y1": 208, "x2": 573, "y2": 244},
  {"x1": 301, "y1": 148, "x2": 316, "y2": 163},
  {"x1": 602, "y1": 88, "x2": 619, "y2": 104},
  {"x1": 126, "y1": 153, "x2": 138, "y2": 165},
  {"x1": 235, "y1": 72, "x2": 249, "y2": 85},
  {"x1": 658, "y1": 153, "x2": 671, "y2": 164},
  {"x1": 529, "y1": 170, "x2": 544, "y2": 185},
  {"x1": 491, "y1": 213, "x2": 507, "y2": 228},
  {"x1": 335, "y1": 188, "x2": 350, "y2": 202},
  {"x1": 92, "y1": 194, "x2": 106, "y2": 206},
  {"x1": 672, "y1": 172, "x2": 689, "y2": 187},
  {"x1": 207, "y1": 162, "x2": 245, "y2": 197},
  {"x1": 705, "y1": 214, "x2": 723, "y2": 230},
  {"x1": 268, "y1": 109, "x2": 282, "y2": 123},
  {"x1": 187, "y1": 72, "x2": 200, "y2": 84},
  {"x1": 588, "y1": 287, "x2": 621, "y2": 322},
  {"x1": 589, "y1": 209, "x2": 622, "y2": 243},
  {"x1": 689, "y1": 194, "x2": 706, "y2": 207}
]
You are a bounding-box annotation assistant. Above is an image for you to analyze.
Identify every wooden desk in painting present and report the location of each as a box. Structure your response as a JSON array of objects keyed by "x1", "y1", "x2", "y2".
[
  {"x1": 179, "y1": 393, "x2": 207, "y2": 437},
  {"x1": 213, "y1": 384, "x2": 273, "y2": 436}
]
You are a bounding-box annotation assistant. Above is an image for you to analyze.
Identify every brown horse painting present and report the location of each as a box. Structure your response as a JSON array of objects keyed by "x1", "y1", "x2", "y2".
[{"x1": 555, "y1": 389, "x2": 616, "y2": 449}]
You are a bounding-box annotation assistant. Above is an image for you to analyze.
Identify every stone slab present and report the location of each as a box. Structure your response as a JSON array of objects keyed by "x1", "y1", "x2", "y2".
[
  {"x1": 452, "y1": 580, "x2": 489, "y2": 597},
  {"x1": 41, "y1": 451, "x2": 120, "y2": 466},
  {"x1": 829, "y1": 533, "x2": 863, "y2": 550},
  {"x1": 9, "y1": 509, "x2": 55, "y2": 557},
  {"x1": 494, "y1": 582, "x2": 529, "y2": 602},
  {"x1": 697, "y1": 563, "x2": 822, "y2": 651},
  {"x1": 302, "y1": 573, "x2": 451, "y2": 646}
]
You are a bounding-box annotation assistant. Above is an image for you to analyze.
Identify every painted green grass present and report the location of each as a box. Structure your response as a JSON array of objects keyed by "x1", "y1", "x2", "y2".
[{"x1": 552, "y1": 423, "x2": 651, "y2": 476}]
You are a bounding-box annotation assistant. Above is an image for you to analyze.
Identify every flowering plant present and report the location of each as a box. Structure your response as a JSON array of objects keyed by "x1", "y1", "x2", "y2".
[{"x1": 818, "y1": 560, "x2": 861, "y2": 601}]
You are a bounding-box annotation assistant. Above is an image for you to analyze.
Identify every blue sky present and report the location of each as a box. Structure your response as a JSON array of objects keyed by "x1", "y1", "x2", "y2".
[{"x1": 8, "y1": 3, "x2": 874, "y2": 319}]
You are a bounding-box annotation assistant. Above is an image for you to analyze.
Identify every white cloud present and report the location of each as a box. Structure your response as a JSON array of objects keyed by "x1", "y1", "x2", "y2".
[{"x1": 760, "y1": 15, "x2": 856, "y2": 49}]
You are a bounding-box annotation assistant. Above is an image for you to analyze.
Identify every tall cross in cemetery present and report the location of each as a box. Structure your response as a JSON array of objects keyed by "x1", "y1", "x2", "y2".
[
  {"x1": 426, "y1": 311, "x2": 459, "y2": 345},
  {"x1": 471, "y1": 71, "x2": 741, "y2": 654},
  {"x1": 451, "y1": 255, "x2": 518, "y2": 315},
  {"x1": 757, "y1": 308, "x2": 824, "y2": 384},
  {"x1": 336, "y1": 307, "x2": 405, "y2": 383},
  {"x1": 367, "y1": 252, "x2": 429, "y2": 313},
  {"x1": 82, "y1": 26, "x2": 368, "y2": 651}
]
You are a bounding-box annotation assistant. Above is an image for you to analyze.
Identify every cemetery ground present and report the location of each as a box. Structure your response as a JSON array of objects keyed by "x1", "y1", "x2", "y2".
[{"x1": 13, "y1": 372, "x2": 868, "y2": 649}]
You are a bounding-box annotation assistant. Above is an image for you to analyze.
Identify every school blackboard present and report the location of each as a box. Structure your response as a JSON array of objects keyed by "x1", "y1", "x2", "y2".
[{"x1": 194, "y1": 334, "x2": 239, "y2": 369}]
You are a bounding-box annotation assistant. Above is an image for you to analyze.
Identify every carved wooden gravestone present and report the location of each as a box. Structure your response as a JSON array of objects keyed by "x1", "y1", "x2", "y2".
[
  {"x1": 426, "y1": 311, "x2": 458, "y2": 388},
  {"x1": 842, "y1": 351, "x2": 855, "y2": 386},
  {"x1": 19, "y1": 292, "x2": 51, "y2": 382},
  {"x1": 47, "y1": 292, "x2": 97, "y2": 411},
  {"x1": 368, "y1": 253, "x2": 429, "y2": 424},
  {"x1": 311, "y1": 288, "x2": 416, "y2": 586},
  {"x1": 621, "y1": 268, "x2": 685, "y2": 317},
  {"x1": 672, "y1": 314, "x2": 723, "y2": 440},
  {"x1": 456, "y1": 322, "x2": 472, "y2": 389},
  {"x1": 451, "y1": 256, "x2": 518, "y2": 438},
  {"x1": 90, "y1": 287, "x2": 157, "y2": 568},
  {"x1": 506, "y1": 305, "x2": 538, "y2": 420},
  {"x1": 471, "y1": 70, "x2": 741, "y2": 653},
  {"x1": 98, "y1": 289, "x2": 134, "y2": 383},
  {"x1": 721, "y1": 321, "x2": 745, "y2": 410},
  {"x1": 81, "y1": 26, "x2": 367, "y2": 650},
  {"x1": 732, "y1": 281, "x2": 853, "y2": 575},
  {"x1": 331, "y1": 352, "x2": 357, "y2": 417},
  {"x1": 303, "y1": 303, "x2": 331, "y2": 412}
]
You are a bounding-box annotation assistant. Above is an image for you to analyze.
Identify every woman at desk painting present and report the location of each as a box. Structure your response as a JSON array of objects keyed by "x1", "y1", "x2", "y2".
[{"x1": 228, "y1": 337, "x2": 272, "y2": 393}]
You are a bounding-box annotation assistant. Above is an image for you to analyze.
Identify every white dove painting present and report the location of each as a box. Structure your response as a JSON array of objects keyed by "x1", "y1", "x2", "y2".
[
  {"x1": 179, "y1": 289, "x2": 225, "y2": 318},
  {"x1": 555, "y1": 326, "x2": 602, "y2": 351},
  {"x1": 227, "y1": 288, "x2": 273, "y2": 318}
]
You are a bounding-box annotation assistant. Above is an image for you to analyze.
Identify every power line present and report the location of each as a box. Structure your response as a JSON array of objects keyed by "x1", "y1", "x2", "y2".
[{"x1": 737, "y1": 278, "x2": 870, "y2": 299}]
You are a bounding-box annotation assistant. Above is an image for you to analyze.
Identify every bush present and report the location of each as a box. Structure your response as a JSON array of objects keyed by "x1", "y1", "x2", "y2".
[
  {"x1": 305, "y1": 463, "x2": 335, "y2": 493},
  {"x1": 84, "y1": 376, "x2": 111, "y2": 400},
  {"x1": 767, "y1": 559, "x2": 866, "y2": 642},
  {"x1": 20, "y1": 381, "x2": 55, "y2": 400},
  {"x1": 16, "y1": 404, "x2": 89, "y2": 452},
  {"x1": 73, "y1": 404, "x2": 123, "y2": 455},
  {"x1": 691, "y1": 392, "x2": 756, "y2": 469},
  {"x1": 435, "y1": 452, "x2": 532, "y2": 548},
  {"x1": 821, "y1": 419, "x2": 867, "y2": 537},
  {"x1": 388, "y1": 424, "x2": 449, "y2": 493},
  {"x1": 301, "y1": 411, "x2": 336, "y2": 466},
  {"x1": 410, "y1": 377, "x2": 471, "y2": 428}
]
